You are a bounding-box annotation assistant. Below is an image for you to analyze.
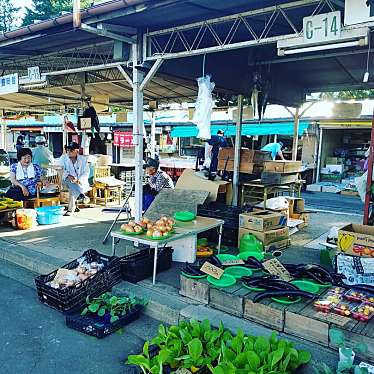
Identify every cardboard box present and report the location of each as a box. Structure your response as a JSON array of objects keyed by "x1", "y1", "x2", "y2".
[
  {"x1": 286, "y1": 197, "x2": 305, "y2": 215},
  {"x1": 238, "y1": 227, "x2": 289, "y2": 246},
  {"x1": 218, "y1": 148, "x2": 271, "y2": 164},
  {"x1": 217, "y1": 160, "x2": 263, "y2": 174},
  {"x1": 239, "y1": 210, "x2": 287, "y2": 231},
  {"x1": 264, "y1": 161, "x2": 302, "y2": 173},
  {"x1": 306, "y1": 184, "x2": 322, "y2": 192},
  {"x1": 326, "y1": 157, "x2": 343, "y2": 165},
  {"x1": 261, "y1": 172, "x2": 299, "y2": 185},
  {"x1": 338, "y1": 224, "x2": 374, "y2": 257},
  {"x1": 326, "y1": 164, "x2": 344, "y2": 174},
  {"x1": 264, "y1": 238, "x2": 291, "y2": 252}
]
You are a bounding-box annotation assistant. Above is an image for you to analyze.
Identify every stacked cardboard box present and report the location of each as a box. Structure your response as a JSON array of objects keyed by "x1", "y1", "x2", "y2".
[
  {"x1": 217, "y1": 148, "x2": 271, "y2": 175},
  {"x1": 285, "y1": 197, "x2": 310, "y2": 228},
  {"x1": 261, "y1": 161, "x2": 302, "y2": 185},
  {"x1": 238, "y1": 210, "x2": 289, "y2": 250}
]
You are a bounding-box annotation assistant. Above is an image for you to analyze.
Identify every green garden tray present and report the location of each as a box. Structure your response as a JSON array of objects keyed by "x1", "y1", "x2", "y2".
[
  {"x1": 207, "y1": 274, "x2": 236, "y2": 288},
  {"x1": 121, "y1": 229, "x2": 144, "y2": 235},
  {"x1": 216, "y1": 254, "x2": 237, "y2": 263},
  {"x1": 242, "y1": 283, "x2": 266, "y2": 292},
  {"x1": 145, "y1": 233, "x2": 173, "y2": 240},
  {"x1": 181, "y1": 271, "x2": 207, "y2": 279},
  {"x1": 300, "y1": 279, "x2": 331, "y2": 291},
  {"x1": 237, "y1": 251, "x2": 264, "y2": 261},
  {"x1": 174, "y1": 211, "x2": 196, "y2": 222},
  {"x1": 224, "y1": 266, "x2": 253, "y2": 279},
  {"x1": 271, "y1": 297, "x2": 302, "y2": 304},
  {"x1": 291, "y1": 280, "x2": 320, "y2": 294}
]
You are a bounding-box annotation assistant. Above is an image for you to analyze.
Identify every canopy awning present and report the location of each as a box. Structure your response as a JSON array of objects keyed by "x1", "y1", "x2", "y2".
[{"x1": 171, "y1": 121, "x2": 310, "y2": 138}]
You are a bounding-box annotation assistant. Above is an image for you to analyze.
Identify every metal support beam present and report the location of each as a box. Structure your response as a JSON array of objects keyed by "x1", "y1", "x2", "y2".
[
  {"x1": 316, "y1": 127, "x2": 323, "y2": 183},
  {"x1": 80, "y1": 23, "x2": 136, "y2": 44},
  {"x1": 232, "y1": 94, "x2": 243, "y2": 206},
  {"x1": 292, "y1": 107, "x2": 300, "y2": 161},
  {"x1": 117, "y1": 65, "x2": 133, "y2": 88},
  {"x1": 364, "y1": 111, "x2": 374, "y2": 224},
  {"x1": 132, "y1": 37, "x2": 144, "y2": 222},
  {"x1": 139, "y1": 59, "x2": 163, "y2": 92}
]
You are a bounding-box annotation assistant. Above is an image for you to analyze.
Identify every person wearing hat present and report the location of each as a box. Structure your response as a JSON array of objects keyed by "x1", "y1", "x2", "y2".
[
  {"x1": 59, "y1": 142, "x2": 90, "y2": 216},
  {"x1": 32, "y1": 135, "x2": 54, "y2": 167},
  {"x1": 261, "y1": 141, "x2": 285, "y2": 160},
  {"x1": 206, "y1": 129, "x2": 228, "y2": 174},
  {"x1": 143, "y1": 157, "x2": 174, "y2": 211}
]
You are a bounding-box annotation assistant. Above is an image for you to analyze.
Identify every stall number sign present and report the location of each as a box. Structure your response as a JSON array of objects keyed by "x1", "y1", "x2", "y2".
[
  {"x1": 0, "y1": 73, "x2": 18, "y2": 95},
  {"x1": 262, "y1": 259, "x2": 292, "y2": 282},
  {"x1": 200, "y1": 261, "x2": 224, "y2": 279},
  {"x1": 221, "y1": 259, "x2": 244, "y2": 266},
  {"x1": 303, "y1": 11, "x2": 341, "y2": 44},
  {"x1": 28, "y1": 66, "x2": 41, "y2": 82}
]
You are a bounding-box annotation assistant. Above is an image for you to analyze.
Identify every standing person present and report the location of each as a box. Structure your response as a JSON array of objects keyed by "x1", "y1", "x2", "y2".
[
  {"x1": 59, "y1": 142, "x2": 90, "y2": 216},
  {"x1": 207, "y1": 129, "x2": 228, "y2": 175},
  {"x1": 142, "y1": 158, "x2": 174, "y2": 212},
  {"x1": 5, "y1": 148, "x2": 43, "y2": 201},
  {"x1": 16, "y1": 135, "x2": 25, "y2": 152},
  {"x1": 261, "y1": 141, "x2": 285, "y2": 160},
  {"x1": 32, "y1": 135, "x2": 54, "y2": 167}
]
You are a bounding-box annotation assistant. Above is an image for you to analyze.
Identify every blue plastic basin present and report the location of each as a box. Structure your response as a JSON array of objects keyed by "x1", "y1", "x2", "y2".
[{"x1": 36, "y1": 206, "x2": 65, "y2": 225}]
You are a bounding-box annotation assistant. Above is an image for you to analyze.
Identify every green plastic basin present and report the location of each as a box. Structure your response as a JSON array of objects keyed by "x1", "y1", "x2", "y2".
[
  {"x1": 224, "y1": 266, "x2": 253, "y2": 279},
  {"x1": 207, "y1": 274, "x2": 236, "y2": 288}
]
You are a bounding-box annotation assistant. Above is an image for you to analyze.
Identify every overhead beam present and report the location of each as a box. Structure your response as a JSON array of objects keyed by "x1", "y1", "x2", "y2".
[
  {"x1": 117, "y1": 65, "x2": 133, "y2": 88},
  {"x1": 139, "y1": 59, "x2": 163, "y2": 92},
  {"x1": 80, "y1": 23, "x2": 136, "y2": 44},
  {"x1": 97, "y1": 23, "x2": 137, "y2": 35}
]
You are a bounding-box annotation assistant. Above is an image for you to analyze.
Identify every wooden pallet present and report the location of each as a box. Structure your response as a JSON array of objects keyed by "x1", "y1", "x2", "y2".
[{"x1": 179, "y1": 275, "x2": 374, "y2": 362}]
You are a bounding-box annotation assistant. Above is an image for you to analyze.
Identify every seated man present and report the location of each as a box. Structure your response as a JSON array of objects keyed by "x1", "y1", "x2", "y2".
[
  {"x1": 143, "y1": 158, "x2": 174, "y2": 212},
  {"x1": 59, "y1": 142, "x2": 90, "y2": 216}
]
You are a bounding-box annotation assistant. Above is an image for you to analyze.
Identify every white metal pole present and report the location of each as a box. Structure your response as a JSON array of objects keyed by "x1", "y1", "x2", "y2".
[
  {"x1": 151, "y1": 111, "x2": 156, "y2": 159},
  {"x1": 0, "y1": 114, "x2": 5, "y2": 150},
  {"x1": 292, "y1": 107, "x2": 300, "y2": 161},
  {"x1": 232, "y1": 94, "x2": 243, "y2": 206},
  {"x1": 132, "y1": 41, "x2": 144, "y2": 221},
  {"x1": 316, "y1": 127, "x2": 323, "y2": 183}
]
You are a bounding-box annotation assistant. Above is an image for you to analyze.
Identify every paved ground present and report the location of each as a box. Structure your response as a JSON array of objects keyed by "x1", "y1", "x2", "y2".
[
  {"x1": 0, "y1": 269, "x2": 159, "y2": 374},
  {"x1": 303, "y1": 191, "x2": 363, "y2": 215}
]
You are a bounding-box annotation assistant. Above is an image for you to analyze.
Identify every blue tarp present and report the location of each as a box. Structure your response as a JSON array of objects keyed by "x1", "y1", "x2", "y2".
[{"x1": 171, "y1": 121, "x2": 310, "y2": 138}]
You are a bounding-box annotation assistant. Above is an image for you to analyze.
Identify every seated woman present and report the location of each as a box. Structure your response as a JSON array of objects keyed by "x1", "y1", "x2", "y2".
[{"x1": 5, "y1": 148, "x2": 43, "y2": 201}]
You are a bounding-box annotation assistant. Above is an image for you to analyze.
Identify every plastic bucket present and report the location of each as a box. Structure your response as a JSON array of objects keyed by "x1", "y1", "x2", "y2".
[
  {"x1": 36, "y1": 206, "x2": 65, "y2": 225},
  {"x1": 16, "y1": 209, "x2": 37, "y2": 230}
]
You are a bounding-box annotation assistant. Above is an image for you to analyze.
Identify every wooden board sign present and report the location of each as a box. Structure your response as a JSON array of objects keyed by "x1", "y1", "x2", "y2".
[
  {"x1": 221, "y1": 259, "x2": 245, "y2": 266},
  {"x1": 262, "y1": 258, "x2": 292, "y2": 281},
  {"x1": 200, "y1": 261, "x2": 224, "y2": 279}
]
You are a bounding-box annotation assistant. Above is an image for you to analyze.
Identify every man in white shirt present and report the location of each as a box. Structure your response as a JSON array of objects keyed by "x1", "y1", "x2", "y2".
[{"x1": 59, "y1": 142, "x2": 90, "y2": 216}]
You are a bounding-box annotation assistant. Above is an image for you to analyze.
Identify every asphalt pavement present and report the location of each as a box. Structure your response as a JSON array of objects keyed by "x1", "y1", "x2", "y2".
[
  {"x1": 303, "y1": 191, "x2": 364, "y2": 215},
  {"x1": 0, "y1": 268, "x2": 159, "y2": 374}
]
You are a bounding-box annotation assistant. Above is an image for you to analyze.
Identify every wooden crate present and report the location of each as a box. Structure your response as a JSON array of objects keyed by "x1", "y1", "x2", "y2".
[
  {"x1": 209, "y1": 284, "x2": 246, "y2": 317},
  {"x1": 217, "y1": 160, "x2": 263, "y2": 174},
  {"x1": 261, "y1": 172, "x2": 299, "y2": 185},
  {"x1": 264, "y1": 161, "x2": 302, "y2": 173},
  {"x1": 179, "y1": 275, "x2": 209, "y2": 304}
]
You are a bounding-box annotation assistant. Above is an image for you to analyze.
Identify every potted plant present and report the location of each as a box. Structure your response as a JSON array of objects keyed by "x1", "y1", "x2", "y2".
[
  {"x1": 327, "y1": 328, "x2": 368, "y2": 374},
  {"x1": 66, "y1": 292, "x2": 147, "y2": 338}
]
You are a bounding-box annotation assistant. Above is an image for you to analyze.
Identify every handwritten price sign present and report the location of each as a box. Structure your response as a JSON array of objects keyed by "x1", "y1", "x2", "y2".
[
  {"x1": 200, "y1": 262, "x2": 224, "y2": 279},
  {"x1": 262, "y1": 259, "x2": 292, "y2": 281}
]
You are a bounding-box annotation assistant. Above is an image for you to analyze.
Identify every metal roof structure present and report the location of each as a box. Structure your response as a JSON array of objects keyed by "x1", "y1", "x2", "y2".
[{"x1": 0, "y1": 0, "x2": 372, "y2": 112}]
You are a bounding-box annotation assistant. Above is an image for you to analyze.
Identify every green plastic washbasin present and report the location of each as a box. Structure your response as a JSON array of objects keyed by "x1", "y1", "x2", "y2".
[{"x1": 224, "y1": 266, "x2": 253, "y2": 279}]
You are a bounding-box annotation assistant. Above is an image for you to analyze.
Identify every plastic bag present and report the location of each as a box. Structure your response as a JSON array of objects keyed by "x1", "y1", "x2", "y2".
[
  {"x1": 355, "y1": 172, "x2": 367, "y2": 202},
  {"x1": 258, "y1": 196, "x2": 289, "y2": 211},
  {"x1": 192, "y1": 75, "x2": 215, "y2": 140},
  {"x1": 203, "y1": 156, "x2": 211, "y2": 169}
]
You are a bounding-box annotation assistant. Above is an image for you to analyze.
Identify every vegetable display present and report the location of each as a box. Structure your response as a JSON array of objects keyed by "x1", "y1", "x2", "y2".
[
  {"x1": 126, "y1": 319, "x2": 311, "y2": 373},
  {"x1": 81, "y1": 292, "x2": 146, "y2": 323}
]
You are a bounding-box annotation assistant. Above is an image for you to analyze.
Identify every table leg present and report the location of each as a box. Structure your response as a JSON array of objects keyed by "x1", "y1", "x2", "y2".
[
  {"x1": 217, "y1": 224, "x2": 223, "y2": 254},
  {"x1": 152, "y1": 244, "x2": 158, "y2": 285},
  {"x1": 112, "y1": 236, "x2": 116, "y2": 256},
  {"x1": 264, "y1": 188, "x2": 267, "y2": 209}
]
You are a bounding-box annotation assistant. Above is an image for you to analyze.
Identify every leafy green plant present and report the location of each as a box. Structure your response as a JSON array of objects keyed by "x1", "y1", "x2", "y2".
[
  {"x1": 325, "y1": 329, "x2": 368, "y2": 374},
  {"x1": 81, "y1": 292, "x2": 147, "y2": 324},
  {"x1": 127, "y1": 320, "x2": 311, "y2": 373}
]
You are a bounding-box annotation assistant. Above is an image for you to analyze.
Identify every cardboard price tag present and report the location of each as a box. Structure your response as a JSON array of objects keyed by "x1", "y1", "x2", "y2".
[
  {"x1": 221, "y1": 259, "x2": 245, "y2": 266},
  {"x1": 200, "y1": 262, "x2": 224, "y2": 280},
  {"x1": 262, "y1": 258, "x2": 292, "y2": 281}
]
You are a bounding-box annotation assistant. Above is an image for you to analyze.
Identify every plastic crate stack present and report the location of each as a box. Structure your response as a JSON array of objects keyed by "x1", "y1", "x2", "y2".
[
  {"x1": 120, "y1": 170, "x2": 148, "y2": 196},
  {"x1": 197, "y1": 202, "x2": 252, "y2": 247}
]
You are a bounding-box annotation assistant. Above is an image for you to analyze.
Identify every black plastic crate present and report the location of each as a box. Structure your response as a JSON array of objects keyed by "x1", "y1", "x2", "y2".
[
  {"x1": 66, "y1": 304, "x2": 142, "y2": 339},
  {"x1": 120, "y1": 246, "x2": 173, "y2": 283},
  {"x1": 200, "y1": 227, "x2": 238, "y2": 247},
  {"x1": 35, "y1": 249, "x2": 121, "y2": 313}
]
